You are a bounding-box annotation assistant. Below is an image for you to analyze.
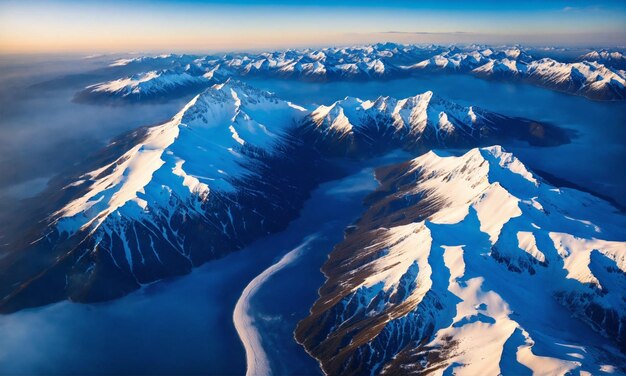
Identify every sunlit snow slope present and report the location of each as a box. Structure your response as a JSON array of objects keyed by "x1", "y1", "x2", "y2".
[{"x1": 296, "y1": 146, "x2": 626, "y2": 375}]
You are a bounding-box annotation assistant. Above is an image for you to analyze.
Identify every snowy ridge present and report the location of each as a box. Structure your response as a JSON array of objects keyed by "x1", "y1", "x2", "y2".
[
  {"x1": 296, "y1": 146, "x2": 626, "y2": 375},
  {"x1": 408, "y1": 50, "x2": 491, "y2": 71},
  {"x1": 405, "y1": 47, "x2": 530, "y2": 72},
  {"x1": 301, "y1": 89, "x2": 570, "y2": 156},
  {"x1": 0, "y1": 80, "x2": 567, "y2": 312},
  {"x1": 55, "y1": 95, "x2": 200, "y2": 233},
  {"x1": 57, "y1": 80, "x2": 307, "y2": 235},
  {"x1": 78, "y1": 43, "x2": 442, "y2": 103},
  {"x1": 108, "y1": 54, "x2": 198, "y2": 67},
  {"x1": 308, "y1": 91, "x2": 482, "y2": 141},
  {"x1": 525, "y1": 59, "x2": 626, "y2": 100},
  {"x1": 77, "y1": 66, "x2": 215, "y2": 102},
  {"x1": 472, "y1": 58, "x2": 528, "y2": 76},
  {"x1": 86, "y1": 70, "x2": 210, "y2": 98},
  {"x1": 63, "y1": 86, "x2": 508, "y2": 236},
  {"x1": 0, "y1": 80, "x2": 324, "y2": 309},
  {"x1": 218, "y1": 44, "x2": 412, "y2": 80}
]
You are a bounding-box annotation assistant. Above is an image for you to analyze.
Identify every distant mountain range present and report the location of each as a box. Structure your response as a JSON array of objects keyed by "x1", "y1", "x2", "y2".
[
  {"x1": 74, "y1": 44, "x2": 626, "y2": 102},
  {"x1": 579, "y1": 49, "x2": 626, "y2": 70},
  {"x1": 408, "y1": 49, "x2": 626, "y2": 101},
  {"x1": 75, "y1": 69, "x2": 214, "y2": 103}
]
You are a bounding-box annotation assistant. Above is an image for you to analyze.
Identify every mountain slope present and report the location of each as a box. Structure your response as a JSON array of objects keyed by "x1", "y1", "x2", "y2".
[
  {"x1": 0, "y1": 81, "x2": 333, "y2": 311},
  {"x1": 525, "y1": 59, "x2": 626, "y2": 100},
  {"x1": 296, "y1": 146, "x2": 626, "y2": 375}
]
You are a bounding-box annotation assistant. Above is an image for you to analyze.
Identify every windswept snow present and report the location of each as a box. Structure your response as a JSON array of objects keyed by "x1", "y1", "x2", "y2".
[{"x1": 233, "y1": 236, "x2": 317, "y2": 376}]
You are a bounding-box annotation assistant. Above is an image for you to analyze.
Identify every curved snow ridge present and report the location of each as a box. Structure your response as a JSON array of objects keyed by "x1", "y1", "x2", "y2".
[
  {"x1": 233, "y1": 235, "x2": 318, "y2": 376},
  {"x1": 296, "y1": 146, "x2": 626, "y2": 375},
  {"x1": 55, "y1": 81, "x2": 307, "y2": 235}
]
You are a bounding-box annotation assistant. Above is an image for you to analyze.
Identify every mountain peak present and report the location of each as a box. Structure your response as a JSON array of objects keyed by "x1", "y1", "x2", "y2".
[
  {"x1": 296, "y1": 146, "x2": 626, "y2": 375},
  {"x1": 57, "y1": 83, "x2": 308, "y2": 235}
]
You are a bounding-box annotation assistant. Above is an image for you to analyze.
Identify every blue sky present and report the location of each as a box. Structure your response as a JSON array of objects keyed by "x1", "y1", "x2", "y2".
[{"x1": 1, "y1": 0, "x2": 625, "y2": 53}]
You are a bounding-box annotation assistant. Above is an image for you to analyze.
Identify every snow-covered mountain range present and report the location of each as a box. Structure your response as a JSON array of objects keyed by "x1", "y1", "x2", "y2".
[
  {"x1": 299, "y1": 91, "x2": 568, "y2": 156},
  {"x1": 2, "y1": 52, "x2": 624, "y2": 375},
  {"x1": 0, "y1": 81, "x2": 570, "y2": 312},
  {"x1": 296, "y1": 146, "x2": 626, "y2": 375},
  {"x1": 75, "y1": 44, "x2": 626, "y2": 102},
  {"x1": 408, "y1": 49, "x2": 626, "y2": 100},
  {"x1": 580, "y1": 49, "x2": 626, "y2": 70}
]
